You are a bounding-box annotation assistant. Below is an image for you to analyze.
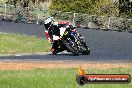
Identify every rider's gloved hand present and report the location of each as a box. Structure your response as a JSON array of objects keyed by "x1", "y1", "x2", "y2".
[
  {"x1": 45, "y1": 31, "x2": 53, "y2": 44},
  {"x1": 45, "y1": 31, "x2": 49, "y2": 38}
]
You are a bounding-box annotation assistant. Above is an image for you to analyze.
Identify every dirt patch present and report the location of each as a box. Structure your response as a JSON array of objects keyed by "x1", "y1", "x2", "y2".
[{"x1": 0, "y1": 62, "x2": 132, "y2": 70}]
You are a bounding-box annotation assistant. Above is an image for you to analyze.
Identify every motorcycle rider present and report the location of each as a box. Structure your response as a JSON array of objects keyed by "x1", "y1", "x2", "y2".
[{"x1": 44, "y1": 17, "x2": 76, "y2": 54}]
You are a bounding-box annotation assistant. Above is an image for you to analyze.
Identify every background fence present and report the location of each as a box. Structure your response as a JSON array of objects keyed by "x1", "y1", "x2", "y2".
[{"x1": 0, "y1": 3, "x2": 132, "y2": 32}]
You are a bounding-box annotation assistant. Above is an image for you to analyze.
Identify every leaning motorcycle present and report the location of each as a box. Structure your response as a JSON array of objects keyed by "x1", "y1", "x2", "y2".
[{"x1": 44, "y1": 17, "x2": 90, "y2": 56}]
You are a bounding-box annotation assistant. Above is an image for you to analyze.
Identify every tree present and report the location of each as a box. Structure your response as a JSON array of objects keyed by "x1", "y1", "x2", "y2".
[
  {"x1": 7, "y1": 0, "x2": 50, "y2": 7},
  {"x1": 93, "y1": 0, "x2": 119, "y2": 16},
  {"x1": 119, "y1": 0, "x2": 132, "y2": 18},
  {"x1": 50, "y1": 0, "x2": 97, "y2": 14},
  {"x1": 49, "y1": 0, "x2": 119, "y2": 17}
]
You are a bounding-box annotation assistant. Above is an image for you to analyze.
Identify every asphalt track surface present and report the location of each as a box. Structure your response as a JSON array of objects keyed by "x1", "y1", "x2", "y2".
[{"x1": 0, "y1": 21, "x2": 132, "y2": 63}]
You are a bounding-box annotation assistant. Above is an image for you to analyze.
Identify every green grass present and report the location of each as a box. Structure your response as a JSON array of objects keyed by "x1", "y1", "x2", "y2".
[
  {"x1": 0, "y1": 33, "x2": 51, "y2": 54},
  {"x1": 0, "y1": 68, "x2": 131, "y2": 88}
]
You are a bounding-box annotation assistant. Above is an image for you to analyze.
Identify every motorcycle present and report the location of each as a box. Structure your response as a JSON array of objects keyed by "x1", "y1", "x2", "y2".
[{"x1": 44, "y1": 17, "x2": 90, "y2": 56}]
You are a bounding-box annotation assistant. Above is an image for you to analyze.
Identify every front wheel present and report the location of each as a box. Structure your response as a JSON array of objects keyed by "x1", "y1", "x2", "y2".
[
  {"x1": 63, "y1": 39, "x2": 79, "y2": 56},
  {"x1": 82, "y1": 47, "x2": 90, "y2": 55},
  {"x1": 81, "y1": 43, "x2": 90, "y2": 55}
]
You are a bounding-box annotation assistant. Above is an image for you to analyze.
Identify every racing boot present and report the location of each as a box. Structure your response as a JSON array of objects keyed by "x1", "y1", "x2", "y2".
[{"x1": 51, "y1": 40, "x2": 59, "y2": 54}]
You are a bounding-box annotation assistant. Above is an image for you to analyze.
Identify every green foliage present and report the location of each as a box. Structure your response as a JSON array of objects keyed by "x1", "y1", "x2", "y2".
[
  {"x1": 50, "y1": 0, "x2": 119, "y2": 17},
  {"x1": 50, "y1": 0, "x2": 96, "y2": 14},
  {"x1": 93, "y1": 0, "x2": 119, "y2": 16},
  {"x1": 6, "y1": 0, "x2": 14, "y2": 5}
]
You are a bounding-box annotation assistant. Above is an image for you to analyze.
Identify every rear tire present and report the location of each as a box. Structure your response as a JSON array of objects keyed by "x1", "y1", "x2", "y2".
[{"x1": 63, "y1": 40, "x2": 79, "y2": 56}]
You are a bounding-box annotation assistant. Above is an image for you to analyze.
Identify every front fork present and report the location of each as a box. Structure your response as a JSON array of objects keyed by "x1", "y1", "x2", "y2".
[{"x1": 74, "y1": 33, "x2": 87, "y2": 52}]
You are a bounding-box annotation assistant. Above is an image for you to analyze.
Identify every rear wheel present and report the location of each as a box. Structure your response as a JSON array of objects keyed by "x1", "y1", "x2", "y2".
[{"x1": 63, "y1": 38, "x2": 79, "y2": 56}]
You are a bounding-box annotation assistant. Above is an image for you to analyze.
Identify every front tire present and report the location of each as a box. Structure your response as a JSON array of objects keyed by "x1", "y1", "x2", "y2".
[
  {"x1": 82, "y1": 47, "x2": 90, "y2": 55},
  {"x1": 63, "y1": 40, "x2": 79, "y2": 56},
  {"x1": 82, "y1": 43, "x2": 90, "y2": 55}
]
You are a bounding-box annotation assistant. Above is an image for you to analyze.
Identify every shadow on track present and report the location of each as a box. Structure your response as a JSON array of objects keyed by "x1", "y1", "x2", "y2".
[{"x1": 0, "y1": 52, "x2": 131, "y2": 63}]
